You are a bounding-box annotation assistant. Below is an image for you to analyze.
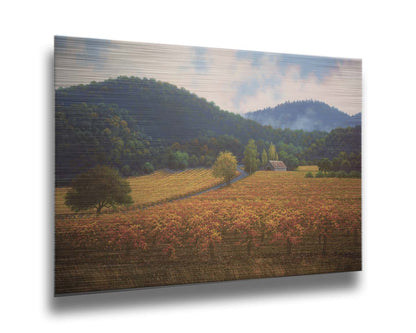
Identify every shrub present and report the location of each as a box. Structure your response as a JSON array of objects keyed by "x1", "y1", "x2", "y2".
[
  {"x1": 348, "y1": 170, "x2": 361, "y2": 178},
  {"x1": 189, "y1": 155, "x2": 199, "y2": 167},
  {"x1": 121, "y1": 165, "x2": 132, "y2": 177},
  {"x1": 327, "y1": 171, "x2": 336, "y2": 178},
  {"x1": 315, "y1": 171, "x2": 324, "y2": 178},
  {"x1": 305, "y1": 172, "x2": 314, "y2": 178},
  {"x1": 336, "y1": 170, "x2": 348, "y2": 178},
  {"x1": 340, "y1": 160, "x2": 352, "y2": 173},
  {"x1": 143, "y1": 162, "x2": 155, "y2": 174}
]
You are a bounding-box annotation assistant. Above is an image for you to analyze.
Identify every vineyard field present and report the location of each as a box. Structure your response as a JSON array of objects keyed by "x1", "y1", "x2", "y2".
[
  {"x1": 55, "y1": 168, "x2": 236, "y2": 215},
  {"x1": 55, "y1": 170, "x2": 361, "y2": 294}
]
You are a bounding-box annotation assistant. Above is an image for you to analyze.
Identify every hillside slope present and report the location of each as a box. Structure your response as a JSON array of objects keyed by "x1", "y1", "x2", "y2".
[
  {"x1": 55, "y1": 77, "x2": 359, "y2": 184},
  {"x1": 56, "y1": 76, "x2": 267, "y2": 144},
  {"x1": 245, "y1": 100, "x2": 361, "y2": 132}
]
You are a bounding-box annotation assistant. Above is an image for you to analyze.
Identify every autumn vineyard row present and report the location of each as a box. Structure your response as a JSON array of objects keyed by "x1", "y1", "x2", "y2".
[{"x1": 56, "y1": 171, "x2": 361, "y2": 262}]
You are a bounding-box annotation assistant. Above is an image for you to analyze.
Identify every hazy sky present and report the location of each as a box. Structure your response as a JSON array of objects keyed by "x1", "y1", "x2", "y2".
[{"x1": 55, "y1": 36, "x2": 362, "y2": 115}]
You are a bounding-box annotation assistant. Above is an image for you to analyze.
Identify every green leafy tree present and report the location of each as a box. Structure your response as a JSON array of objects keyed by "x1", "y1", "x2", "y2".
[
  {"x1": 279, "y1": 151, "x2": 299, "y2": 171},
  {"x1": 121, "y1": 165, "x2": 132, "y2": 176},
  {"x1": 285, "y1": 155, "x2": 299, "y2": 171},
  {"x1": 168, "y1": 150, "x2": 189, "y2": 170},
  {"x1": 261, "y1": 149, "x2": 268, "y2": 167},
  {"x1": 331, "y1": 157, "x2": 342, "y2": 171},
  {"x1": 143, "y1": 162, "x2": 154, "y2": 174},
  {"x1": 65, "y1": 165, "x2": 133, "y2": 214},
  {"x1": 189, "y1": 154, "x2": 199, "y2": 167},
  {"x1": 175, "y1": 151, "x2": 189, "y2": 169},
  {"x1": 339, "y1": 151, "x2": 348, "y2": 160},
  {"x1": 318, "y1": 158, "x2": 331, "y2": 173},
  {"x1": 212, "y1": 151, "x2": 237, "y2": 185},
  {"x1": 340, "y1": 160, "x2": 352, "y2": 173},
  {"x1": 244, "y1": 139, "x2": 258, "y2": 174},
  {"x1": 268, "y1": 143, "x2": 277, "y2": 160}
]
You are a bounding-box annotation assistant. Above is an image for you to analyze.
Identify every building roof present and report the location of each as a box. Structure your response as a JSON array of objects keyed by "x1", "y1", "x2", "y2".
[{"x1": 268, "y1": 160, "x2": 287, "y2": 169}]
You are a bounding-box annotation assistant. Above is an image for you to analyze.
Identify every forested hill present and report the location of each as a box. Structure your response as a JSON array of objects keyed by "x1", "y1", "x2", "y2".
[
  {"x1": 244, "y1": 100, "x2": 361, "y2": 132},
  {"x1": 55, "y1": 77, "x2": 360, "y2": 185},
  {"x1": 56, "y1": 76, "x2": 269, "y2": 144}
]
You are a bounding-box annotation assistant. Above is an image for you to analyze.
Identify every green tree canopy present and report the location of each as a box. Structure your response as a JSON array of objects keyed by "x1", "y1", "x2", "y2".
[
  {"x1": 318, "y1": 158, "x2": 331, "y2": 173},
  {"x1": 168, "y1": 150, "x2": 189, "y2": 170},
  {"x1": 340, "y1": 160, "x2": 352, "y2": 173},
  {"x1": 261, "y1": 148, "x2": 268, "y2": 167},
  {"x1": 65, "y1": 165, "x2": 133, "y2": 214},
  {"x1": 279, "y1": 151, "x2": 300, "y2": 171},
  {"x1": 243, "y1": 139, "x2": 259, "y2": 174},
  {"x1": 212, "y1": 151, "x2": 238, "y2": 185},
  {"x1": 143, "y1": 162, "x2": 154, "y2": 174},
  {"x1": 268, "y1": 143, "x2": 277, "y2": 160}
]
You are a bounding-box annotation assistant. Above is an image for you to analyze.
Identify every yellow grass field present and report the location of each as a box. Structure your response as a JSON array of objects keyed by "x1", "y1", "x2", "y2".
[
  {"x1": 297, "y1": 165, "x2": 319, "y2": 172},
  {"x1": 55, "y1": 168, "x2": 237, "y2": 215}
]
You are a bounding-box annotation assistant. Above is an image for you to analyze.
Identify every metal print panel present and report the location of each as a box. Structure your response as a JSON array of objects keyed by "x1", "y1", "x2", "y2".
[{"x1": 54, "y1": 36, "x2": 361, "y2": 295}]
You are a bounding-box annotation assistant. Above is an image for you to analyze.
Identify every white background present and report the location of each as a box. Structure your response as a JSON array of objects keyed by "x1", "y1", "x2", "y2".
[{"x1": 1, "y1": 0, "x2": 415, "y2": 331}]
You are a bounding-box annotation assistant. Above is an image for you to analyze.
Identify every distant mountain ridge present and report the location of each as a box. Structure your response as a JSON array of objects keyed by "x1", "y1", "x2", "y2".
[{"x1": 244, "y1": 100, "x2": 361, "y2": 132}]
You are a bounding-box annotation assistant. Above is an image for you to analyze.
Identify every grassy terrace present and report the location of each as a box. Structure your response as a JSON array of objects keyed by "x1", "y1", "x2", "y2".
[{"x1": 55, "y1": 168, "x2": 239, "y2": 215}]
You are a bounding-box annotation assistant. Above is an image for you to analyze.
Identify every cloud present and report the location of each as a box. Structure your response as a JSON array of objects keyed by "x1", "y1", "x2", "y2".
[
  {"x1": 55, "y1": 37, "x2": 361, "y2": 115},
  {"x1": 277, "y1": 53, "x2": 340, "y2": 81},
  {"x1": 277, "y1": 59, "x2": 362, "y2": 115},
  {"x1": 192, "y1": 47, "x2": 208, "y2": 73},
  {"x1": 54, "y1": 36, "x2": 118, "y2": 87}
]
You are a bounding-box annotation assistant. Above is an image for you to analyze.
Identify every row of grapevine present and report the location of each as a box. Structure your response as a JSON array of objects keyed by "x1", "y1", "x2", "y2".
[{"x1": 56, "y1": 171, "x2": 361, "y2": 262}]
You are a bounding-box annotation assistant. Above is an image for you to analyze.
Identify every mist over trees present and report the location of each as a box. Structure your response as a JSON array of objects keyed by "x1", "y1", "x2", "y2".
[{"x1": 245, "y1": 100, "x2": 361, "y2": 132}]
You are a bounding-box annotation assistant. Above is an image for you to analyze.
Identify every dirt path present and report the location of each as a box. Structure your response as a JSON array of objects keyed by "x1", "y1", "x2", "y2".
[
  {"x1": 174, "y1": 165, "x2": 248, "y2": 202},
  {"x1": 56, "y1": 166, "x2": 249, "y2": 217}
]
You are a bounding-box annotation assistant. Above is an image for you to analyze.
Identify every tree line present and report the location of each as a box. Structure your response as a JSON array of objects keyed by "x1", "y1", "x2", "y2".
[
  {"x1": 65, "y1": 146, "x2": 361, "y2": 214},
  {"x1": 55, "y1": 77, "x2": 361, "y2": 185}
]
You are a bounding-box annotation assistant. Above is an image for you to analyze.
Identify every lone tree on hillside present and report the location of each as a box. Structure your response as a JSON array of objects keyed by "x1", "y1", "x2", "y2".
[
  {"x1": 212, "y1": 151, "x2": 237, "y2": 186},
  {"x1": 65, "y1": 165, "x2": 133, "y2": 214}
]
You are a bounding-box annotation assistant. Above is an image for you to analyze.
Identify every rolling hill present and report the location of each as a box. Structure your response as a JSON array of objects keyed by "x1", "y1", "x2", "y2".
[
  {"x1": 55, "y1": 77, "x2": 360, "y2": 184},
  {"x1": 56, "y1": 76, "x2": 268, "y2": 144},
  {"x1": 244, "y1": 100, "x2": 361, "y2": 132}
]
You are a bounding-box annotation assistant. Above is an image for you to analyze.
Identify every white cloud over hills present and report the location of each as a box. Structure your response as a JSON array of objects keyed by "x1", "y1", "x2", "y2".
[{"x1": 55, "y1": 36, "x2": 361, "y2": 115}]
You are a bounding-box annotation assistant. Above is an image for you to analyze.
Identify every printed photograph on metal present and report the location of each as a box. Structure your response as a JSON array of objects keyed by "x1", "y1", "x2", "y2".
[{"x1": 54, "y1": 36, "x2": 361, "y2": 295}]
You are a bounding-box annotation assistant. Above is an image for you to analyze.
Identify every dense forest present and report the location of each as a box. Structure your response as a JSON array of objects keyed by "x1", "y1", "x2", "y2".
[
  {"x1": 56, "y1": 76, "x2": 268, "y2": 143},
  {"x1": 55, "y1": 77, "x2": 361, "y2": 185},
  {"x1": 301, "y1": 126, "x2": 362, "y2": 160},
  {"x1": 245, "y1": 100, "x2": 361, "y2": 132}
]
